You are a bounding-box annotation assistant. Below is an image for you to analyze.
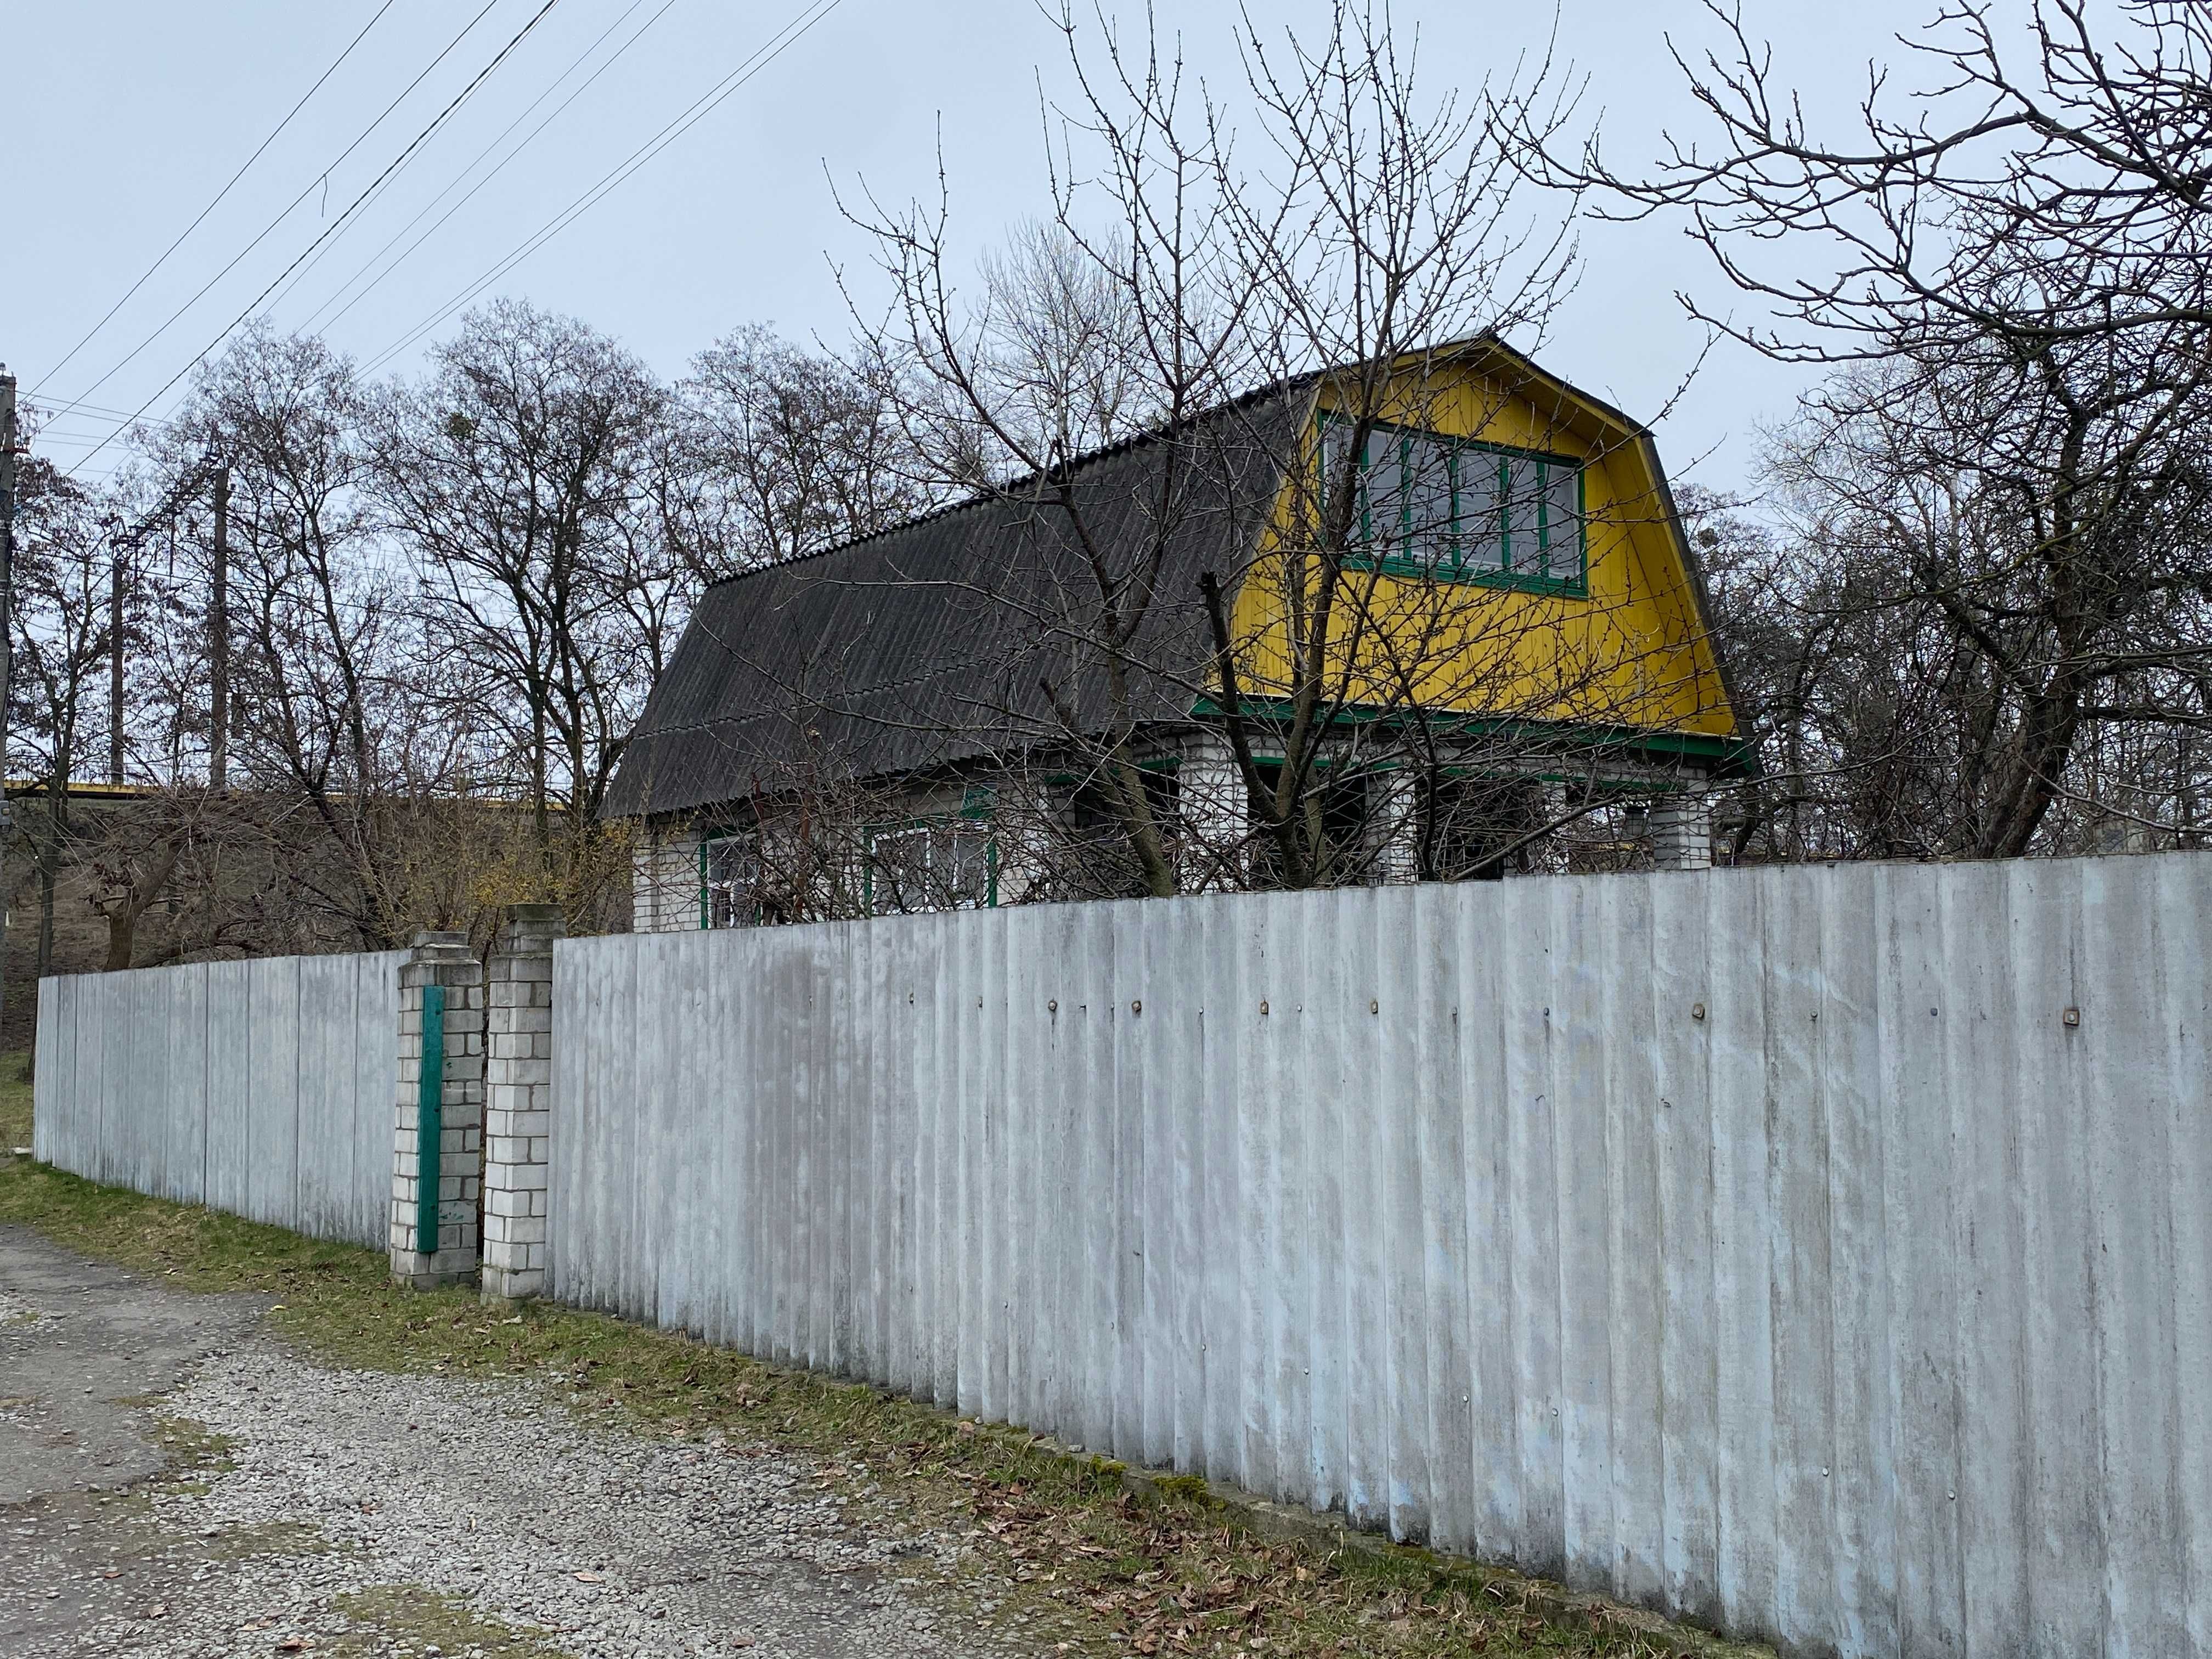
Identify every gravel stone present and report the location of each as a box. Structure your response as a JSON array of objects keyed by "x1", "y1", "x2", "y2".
[{"x1": 2, "y1": 1228, "x2": 1038, "y2": 1658}]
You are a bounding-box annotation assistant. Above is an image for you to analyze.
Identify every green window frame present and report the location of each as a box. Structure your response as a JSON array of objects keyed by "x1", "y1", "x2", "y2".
[
  {"x1": 861, "y1": 794, "x2": 999, "y2": 917},
  {"x1": 1319, "y1": 413, "x2": 1589, "y2": 595}
]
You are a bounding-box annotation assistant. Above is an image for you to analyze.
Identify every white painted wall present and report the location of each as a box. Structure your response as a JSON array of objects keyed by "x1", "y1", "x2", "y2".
[{"x1": 550, "y1": 855, "x2": 2212, "y2": 1659}]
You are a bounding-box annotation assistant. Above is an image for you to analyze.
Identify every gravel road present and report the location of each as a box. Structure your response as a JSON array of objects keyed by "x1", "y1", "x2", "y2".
[{"x1": 1, "y1": 1228, "x2": 1034, "y2": 1658}]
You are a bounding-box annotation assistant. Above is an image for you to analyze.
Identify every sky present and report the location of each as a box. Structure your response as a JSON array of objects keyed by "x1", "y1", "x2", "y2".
[{"x1": 7, "y1": 0, "x2": 1955, "y2": 498}]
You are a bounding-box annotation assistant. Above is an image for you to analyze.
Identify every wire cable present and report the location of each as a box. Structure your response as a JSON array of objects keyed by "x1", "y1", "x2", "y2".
[
  {"x1": 33, "y1": 1, "x2": 400, "y2": 394},
  {"x1": 40, "y1": 0, "x2": 510, "y2": 424},
  {"x1": 258, "y1": 1, "x2": 644, "y2": 314},
  {"x1": 287, "y1": 0, "x2": 679, "y2": 335},
  {"x1": 360, "y1": 0, "x2": 843, "y2": 375},
  {"x1": 66, "y1": 0, "x2": 568, "y2": 481}
]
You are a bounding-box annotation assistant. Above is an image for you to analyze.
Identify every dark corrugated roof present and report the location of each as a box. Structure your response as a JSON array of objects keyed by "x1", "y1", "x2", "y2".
[{"x1": 606, "y1": 384, "x2": 1314, "y2": 818}]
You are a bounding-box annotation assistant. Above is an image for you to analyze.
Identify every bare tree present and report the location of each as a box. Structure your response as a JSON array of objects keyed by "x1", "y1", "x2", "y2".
[
  {"x1": 809, "y1": 1, "x2": 1684, "y2": 902},
  {"x1": 674, "y1": 324, "x2": 934, "y2": 577},
  {"x1": 159, "y1": 327, "x2": 453, "y2": 948},
  {"x1": 7, "y1": 448, "x2": 119, "y2": 975},
  {"x1": 368, "y1": 300, "x2": 673, "y2": 919},
  {"x1": 1515, "y1": 0, "x2": 2212, "y2": 856}
]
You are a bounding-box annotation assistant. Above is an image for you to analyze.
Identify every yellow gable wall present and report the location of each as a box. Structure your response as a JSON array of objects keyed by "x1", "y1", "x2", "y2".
[{"x1": 1227, "y1": 360, "x2": 1736, "y2": 741}]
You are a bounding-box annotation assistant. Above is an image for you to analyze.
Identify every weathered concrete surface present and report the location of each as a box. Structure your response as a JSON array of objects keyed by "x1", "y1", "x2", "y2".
[
  {"x1": 0, "y1": 1226, "x2": 264, "y2": 1505},
  {"x1": 32, "y1": 950, "x2": 407, "y2": 1249},
  {"x1": 550, "y1": 855, "x2": 2212, "y2": 1659},
  {"x1": 0, "y1": 1227, "x2": 268, "y2": 1654}
]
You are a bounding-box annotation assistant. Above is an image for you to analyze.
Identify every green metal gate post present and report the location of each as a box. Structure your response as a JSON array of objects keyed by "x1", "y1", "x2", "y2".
[
  {"x1": 415, "y1": 983, "x2": 447, "y2": 1255},
  {"x1": 390, "y1": 930, "x2": 484, "y2": 1290}
]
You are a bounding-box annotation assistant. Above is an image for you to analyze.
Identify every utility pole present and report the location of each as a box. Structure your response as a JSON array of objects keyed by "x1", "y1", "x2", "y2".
[
  {"x1": 209, "y1": 466, "x2": 229, "y2": 792},
  {"x1": 109, "y1": 543, "x2": 126, "y2": 786},
  {"x1": 0, "y1": 370, "x2": 18, "y2": 1047}
]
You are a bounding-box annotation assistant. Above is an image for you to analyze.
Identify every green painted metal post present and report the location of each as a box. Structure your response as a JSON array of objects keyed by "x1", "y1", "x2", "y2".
[{"x1": 415, "y1": 983, "x2": 446, "y2": 1255}]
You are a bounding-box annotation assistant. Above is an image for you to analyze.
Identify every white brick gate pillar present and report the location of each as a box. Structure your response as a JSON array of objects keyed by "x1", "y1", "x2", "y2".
[
  {"x1": 482, "y1": 904, "x2": 563, "y2": 1304},
  {"x1": 390, "y1": 931, "x2": 485, "y2": 1289}
]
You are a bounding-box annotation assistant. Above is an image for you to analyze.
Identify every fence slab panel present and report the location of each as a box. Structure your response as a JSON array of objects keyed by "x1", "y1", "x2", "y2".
[
  {"x1": 165, "y1": 966, "x2": 211, "y2": 1207},
  {"x1": 38, "y1": 858, "x2": 2212, "y2": 1658},
  {"x1": 21, "y1": 852, "x2": 2125, "y2": 1659},
  {"x1": 34, "y1": 949, "x2": 400, "y2": 1249}
]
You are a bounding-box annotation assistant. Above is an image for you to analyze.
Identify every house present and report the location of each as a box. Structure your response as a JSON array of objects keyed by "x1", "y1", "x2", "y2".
[{"x1": 608, "y1": 336, "x2": 1748, "y2": 931}]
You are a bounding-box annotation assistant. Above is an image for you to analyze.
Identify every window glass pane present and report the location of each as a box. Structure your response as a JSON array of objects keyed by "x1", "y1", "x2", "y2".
[
  {"x1": 1457, "y1": 451, "x2": 1502, "y2": 571},
  {"x1": 1504, "y1": 456, "x2": 1545, "y2": 576},
  {"x1": 1321, "y1": 422, "x2": 1357, "y2": 530},
  {"x1": 946, "y1": 825, "x2": 992, "y2": 909},
  {"x1": 703, "y1": 836, "x2": 760, "y2": 929},
  {"x1": 1403, "y1": 433, "x2": 1455, "y2": 572},
  {"x1": 870, "y1": 826, "x2": 931, "y2": 915},
  {"x1": 1360, "y1": 431, "x2": 1406, "y2": 551},
  {"x1": 1543, "y1": 462, "x2": 1581, "y2": 579}
]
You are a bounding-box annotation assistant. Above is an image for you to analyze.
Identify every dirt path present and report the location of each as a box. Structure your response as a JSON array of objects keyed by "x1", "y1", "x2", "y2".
[{"x1": 1, "y1": 1229, "x2": 1023, "y2": 1658}]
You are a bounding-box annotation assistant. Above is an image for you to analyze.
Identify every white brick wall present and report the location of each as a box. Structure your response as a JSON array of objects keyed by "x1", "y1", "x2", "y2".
[
  {"x1": 1650, "y1": 795, "x2": 1714, "y2": 870},
  {"x1": 632, "y1": 824, "x2": 700, "y2": 934},
  {"x1": 481, "y1": 904, "x2": 564, "y2": 1301}
]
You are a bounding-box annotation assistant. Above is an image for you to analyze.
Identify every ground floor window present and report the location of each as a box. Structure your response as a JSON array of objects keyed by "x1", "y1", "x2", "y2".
[
  {"x1": 863, "y1": 813, "x2": 997, "y2": 915},
  {"x1": 1246, "y1": 759, "x2": 1374, "y2": 885},
  {"x1": 1418, "y1": 774, "x2": 1547, "y2": 880},
  {"x1": 699, "y1": 832, "x2": 764, "y2": 929}
]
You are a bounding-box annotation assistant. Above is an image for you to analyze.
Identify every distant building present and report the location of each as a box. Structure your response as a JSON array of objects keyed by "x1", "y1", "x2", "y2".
[{"x1": 609, "y1": 336, "x2": 1747, "y2": 931}]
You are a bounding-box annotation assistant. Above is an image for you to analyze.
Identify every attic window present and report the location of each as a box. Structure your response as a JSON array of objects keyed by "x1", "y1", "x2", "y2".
[{"x1": 1321, "y1": 416, "x2": 1587, "y2": 594}]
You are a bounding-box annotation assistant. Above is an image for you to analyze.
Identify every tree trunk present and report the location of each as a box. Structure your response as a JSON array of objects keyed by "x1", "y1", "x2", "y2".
[{"x1": 101, "y1": 837, "x2": 183, "y2": 973}]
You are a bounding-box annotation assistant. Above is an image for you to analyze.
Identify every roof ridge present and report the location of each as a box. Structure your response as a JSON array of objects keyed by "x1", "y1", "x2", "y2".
[{"x1": 689, "y1": 329, "x2": 1670, "y2": 594}]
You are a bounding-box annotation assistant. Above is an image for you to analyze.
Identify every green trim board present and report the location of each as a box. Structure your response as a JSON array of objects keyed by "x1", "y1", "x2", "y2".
[
  {"x1": 1187, "y1": 696, "x2": 1758, "y2": 776},
  {"x1": 1317, "y1": 411, "x2": 1588, "y2": 595}
]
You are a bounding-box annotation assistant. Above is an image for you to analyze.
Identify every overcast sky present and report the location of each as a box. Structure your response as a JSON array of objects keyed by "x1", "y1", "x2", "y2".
[{"x1": 9, "y1": 0, "x2": 1953, "y2": 496}]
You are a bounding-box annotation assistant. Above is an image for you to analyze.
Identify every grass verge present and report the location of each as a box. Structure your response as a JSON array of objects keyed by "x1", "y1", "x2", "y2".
[{"x1": 1, "y1": 1055, "x2": 1763, "y2": 1659}]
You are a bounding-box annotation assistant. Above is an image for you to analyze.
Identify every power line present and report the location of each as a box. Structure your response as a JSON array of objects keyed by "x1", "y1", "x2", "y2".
[
  {"x1": 36, "y1": 0, "x2": 510, "y2": 424},
  {"x1": 293, "y1": 0, "x2": 680, "y2": 337},
  {"x1": 261, "y1": 0, "x2": 637, "y2": 318},
  {"x1": 361, "y1": 0, "x2": 844, "y2": 375},
  {"x1": 18, "y1": 398, "x2": 167, "y2": 425},
  {"x1": 35, "y1": 1, "x2": 399, "y2": 394},
  {"x1": 66, "y1": 0, "x2": 568, "y2": 482}
]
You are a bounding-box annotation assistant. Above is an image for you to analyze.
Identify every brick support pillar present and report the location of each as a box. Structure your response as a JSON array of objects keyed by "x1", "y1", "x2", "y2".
[
  {"x1": 1174, "y1": 732, "x2": 1249, "y2": 891},
  {"x1": 390, "y1": 930, "x2": 485, "y2": 1290},
  {"x1": 1368, "y1": 771, "x2": 1421, "y2": 884},
  {"x1": 1651, "y1": 795, "x2": 1714, "y2": 872},
  {"x1": 482, "y1": 904, "x2": 563, "y2": 1304}
]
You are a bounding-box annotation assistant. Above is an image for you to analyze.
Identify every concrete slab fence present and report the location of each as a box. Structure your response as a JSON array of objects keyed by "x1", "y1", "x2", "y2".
[
  {"x1": 551, "y1": 855, "x2": 2211, "y2": 1659},
  {"x1": 24, "y1": 855, "x2": 2212, "y2": 1656},
  {"x1": 32, "y1": 950, "x2": 407, "y2": 1248}
]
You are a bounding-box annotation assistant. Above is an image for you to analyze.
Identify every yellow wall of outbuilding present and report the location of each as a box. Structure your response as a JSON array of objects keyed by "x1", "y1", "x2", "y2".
[{"x1": 1226, "y1": 356, "x2": 1735, "y2": 741}]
